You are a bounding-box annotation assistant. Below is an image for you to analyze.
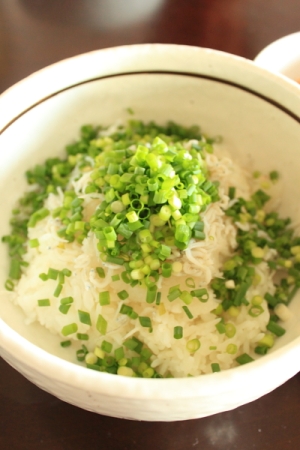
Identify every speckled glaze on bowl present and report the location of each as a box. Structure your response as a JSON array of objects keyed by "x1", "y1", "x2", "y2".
[{"x1": 1, "y1": 44, "x2": 300, "y2": 421}]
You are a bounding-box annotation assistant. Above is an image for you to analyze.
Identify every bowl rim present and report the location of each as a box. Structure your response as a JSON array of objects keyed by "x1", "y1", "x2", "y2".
[{"x1": 1, "y1": 43, "x2": 300, "y2": 134}]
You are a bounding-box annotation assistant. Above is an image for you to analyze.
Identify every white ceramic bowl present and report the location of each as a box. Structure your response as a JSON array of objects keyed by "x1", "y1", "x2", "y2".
[
  {"x1": 1, "y1": 44, "x2": 300, "y2": 422},
  {"x1": 254, "y1": 32, "x2": 300, "y2": 82}
]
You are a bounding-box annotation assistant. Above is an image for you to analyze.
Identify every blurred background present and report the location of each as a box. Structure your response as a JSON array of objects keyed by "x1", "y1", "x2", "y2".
[{"x1": 1, "y1": 0, "x2": 300, "y2": 93}]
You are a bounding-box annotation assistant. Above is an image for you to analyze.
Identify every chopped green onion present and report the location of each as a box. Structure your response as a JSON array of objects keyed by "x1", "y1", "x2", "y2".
[
  {"x1": 60, "y1": 340, "x2": 72, "y2": 348},
  {"x1": 185, "y1": 277, "x2": 195, "y2": 288},
  {"x1": 156, "y1": 292, "x2": 162, "y2": 305},
  {"x1": 266, "y1": 320, "x2": 286, "y2": 337},
  {"x1": 96, "y1": 267, "x2": 105, "y2": 278},
  {"x1": 211, "y1": 363, "x2": 221, "y2": 373},
  {"x1": 146, "y1": 285, "x2": 157, "y2": 303},
  {"x1": 236, "y1": 353, "x2": 254, "y2": 365},
  {"x1": 96, "y1": 314, "x2": 107, "y2": 335},
  {"x1": 59, "y1": 304, "x2": 71, "y2": 314},
  {"x1": 186, "y1": 338, "x2": 200, "y2": 353},
  {"x1": 167, "y1": 287, "x2": 182, "y2": 302},
  {"x1": 258, "y1": 334, "x2": 274, "y2": 348},
  {"x1": 77, "y1": 345, "x2": 88, "y2": 361},
  {"x1": 61, "y1": 323, "x2": 78, "y2": 336},
  {"x1": 215, "y1": 321, "x2": 226, "y2": 334},
  {"x1": 99, "y1": 291, "x2": 110, "y2": 306},
  {"x1": 264, "y1": 293, "x2": 279, "y2": 308},
  {"x1": 39, "y1": 273, "x2": 48, "y2": 281},
  {"x1": 161, "y1": 262, "x2": 172, "y2": 278},
  {"x1": 37, "y1": 299, "x2": 50, "y2": 307},
  {"x1": 180, "y1": 290, "x2": 193, "y2": 305},
  {"x1": 120, "y1": 304, "x2": 133, "y2": 315},
  {"x1": 58, "y1": 272, "x2": 65, "y2": 284},
  {"x1": 228, "y1": 186, "x2": 236, "y2": 199},
  {"x1": 123, "y1": 337, "x2": 140, "y2": 351},
  {"x1": 117, "y1": 290, "x2": 129, "y2": 300},
  {"x1": 114, "y1": 347, "x2": 125, "y2": 361},
  {"x1": 117, "y1": 366, "x2": 135, "y2": 377},
  {"x1": 139, "y1": 316, "x2": 152, "y2": 328},
  {"x1": 129, "y1": 309, "x2": 138, "y2": 320},
  {"x1": 174, "y1": 326, "x2": 183, "y2": 339},
  {"x1": 78, "y1": 310, "x2": 92, "y2": 325},
  {"x1": 29, "y1": 238, "x2": 39, "y2": 248},
  {"x1": 54, "y1": 283, "x2": 63, "y2": 298},
  {"x1": 104, "y1": 255, "x2": 124, "y2": 265},
  {"x1": 248, "y1": 305, "x2": 264, "y2": 317},
  {"x1": 225, "y1": 323, "x2": 236, "y2": 338},
  {"x1": 182, "y1": 305, "x2": 193, "y2": 319},
  {"x1": 191, "y1": 288, "x2": 209, "y2": 302},
  {"x1": 269, "y1": 170, "x2": 279, "y2": 181},
  {"x1": 5, "y1": 279, "x2": 14, "y2": 291},
  {"x1": 60, "y1": 296, "x2": 74, "y2": 305},
  {"x1": 101, "y1": 340, "x2": 113, "y2": 353},
  {"x1": 62, "y1": 268, "x2": 72, "y2": 277},
  {"x1": 9, "y1": 259, "x2": 22, "y2": 280},
  {"x1": 254, "y1": 345, "x2": 269, "y2": 355},
  {"x1": 77, "y1": 333, "x2": 89, "y2": 340},
  {"x1": 226, "y1": 344, "x2": 237, "y2": 354},
  {"x1": 47, "y1": 268, "x2": 59, "y2": 280}
]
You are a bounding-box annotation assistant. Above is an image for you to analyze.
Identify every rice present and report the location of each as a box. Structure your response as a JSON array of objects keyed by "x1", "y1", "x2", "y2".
[{"x1": 3, "y1": 121, "x2": 295, "y2": 377}]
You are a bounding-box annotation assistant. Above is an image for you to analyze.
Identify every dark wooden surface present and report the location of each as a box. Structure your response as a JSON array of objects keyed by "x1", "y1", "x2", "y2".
[{"x1": 1, "y1": 1, "x2": 300, "y2": 449}]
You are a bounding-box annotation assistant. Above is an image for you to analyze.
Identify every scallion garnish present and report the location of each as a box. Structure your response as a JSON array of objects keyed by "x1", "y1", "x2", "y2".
[
  {"x1": 61, "y1": 323, "x2": 78, "y2": 336},
  {"x1": 77, "y1": 333, "x2": 89, "y2": 340},
  {"x1": 96, "y1": 314, "x2": 107, "y2": 335},
  {"x1": 139, "y1": 316, "x2": 152, "y2": 328},
  {"x1": 182, "y1": 305, "x2": 193, "y2": 319},
  {"x1": 37, "y1": 299, "x2": 50, "y2": 307},
  {"x1": 29, "y1": 238, "x2": 39, "y2": 248},
  {"x1": 211, "y1": 363, "x2": 221, "y2": 373},
  {"x1": 266, "y1": 320, "x2": 286, "y2": 337},
  {"x1": 236, "y1": 353, "x2": 254, "y2": 365},
  {"x1": 47, "y1": 268, "x2": 59, "y2": 280},
  {"x1": 99, "y1": 291, "x2": 110, "y2": 306},
  {"x1": 186, "y1": 338, "x2": 200, "y2": 353},
  {"x1": 54, "y1": 283, "x2": 63, "y2": 298},
  {"x1": 117, "y1": 290, "x2": 129, "y2": 300},
  {"x1": 167, "y1": 287, "x2": 182, "y2": 302},
  {"x1": 39, "y1": 273, "x2": 48, "y2": 281},
  {"x1": 101, "y1": 340, "x2": 113, "y2": 353},
  {"x1": 59, "y1": 304, "x2": 71, "y2": 314},
  {"x1": 9, "y1": 259, "x2": 22, "y2": 280},
  {"x1": 174, "y1": 326, "x2": 183, "y2": 339},
  {"x1": 4, "y1": 279, "x2": 14, "y2": 291},
  {"x1": 185, "y1": 277, "x2": 195, "y2": 288},
  {"x1": 78, "y1": 310, "x2": 92, "y2": 326}
]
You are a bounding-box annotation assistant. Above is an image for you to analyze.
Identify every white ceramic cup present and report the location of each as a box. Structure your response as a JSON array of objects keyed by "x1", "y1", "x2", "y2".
[{"x1": 254, "y1": 32, "x2": 300, "y2": 82}]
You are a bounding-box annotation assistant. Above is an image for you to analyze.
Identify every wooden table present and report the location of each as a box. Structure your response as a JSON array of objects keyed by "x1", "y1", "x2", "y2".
[{"x1": 1, "y1": 1, "x2": 300, "y2": 449}]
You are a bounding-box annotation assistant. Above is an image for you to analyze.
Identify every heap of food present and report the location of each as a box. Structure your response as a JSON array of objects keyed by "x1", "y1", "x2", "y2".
[{"x1": 2, "y1": 120, "x2": 299, "y2": 378}]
